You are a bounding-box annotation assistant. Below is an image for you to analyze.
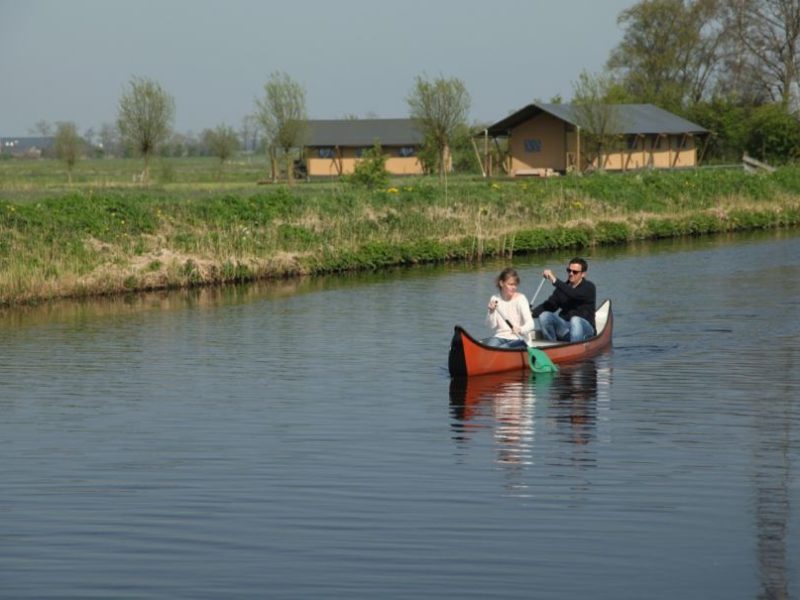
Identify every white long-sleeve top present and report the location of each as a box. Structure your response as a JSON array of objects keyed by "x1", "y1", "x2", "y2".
[{"x1": 485, "y1": 292, "x2": 534, "y2": 340}]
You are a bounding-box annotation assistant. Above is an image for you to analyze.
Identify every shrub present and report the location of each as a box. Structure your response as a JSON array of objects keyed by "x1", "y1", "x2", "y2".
[{"x1": 347, "y1": 142, "x2": 389, "y2": 189}]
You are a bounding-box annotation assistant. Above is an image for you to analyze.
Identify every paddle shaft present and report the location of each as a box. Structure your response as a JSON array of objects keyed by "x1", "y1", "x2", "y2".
[
  {"x1": 492, "y1": 303, "x2": 527, "y2": 343},
  {"x1": 530, "y1": 276, "x2": 546, "y2": 308},
  {"x1": 492, "y1": 302, "x2": 557, "y2": 372},
  {"x1": 491, "y1": 275, "x2": 545, "y2": 340}
]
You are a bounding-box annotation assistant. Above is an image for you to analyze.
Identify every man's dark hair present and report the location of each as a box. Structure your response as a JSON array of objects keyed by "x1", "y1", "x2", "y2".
[{"x1": 569, "y1": 257, "x2": 588, "y2": 272}]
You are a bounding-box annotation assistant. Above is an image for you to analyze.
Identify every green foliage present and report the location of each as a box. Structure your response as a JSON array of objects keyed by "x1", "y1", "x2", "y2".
[
  {"x1": 220, "y1": 261, "x2": 252, "y2": 281},
  {"x1": 2, "y1": 164, "x2": 800, "y2": 305},
  {"x1": 594, "y1": 220, "x2": 631, "y2": 243},
  {"x1": 346, "y1": 142, "x2": 389, "y2": 189},
  {"x1": 745, "y1": 104, "x2": 800, "y2": 164},
  {"x1": 686, "y1": 100, "x2": 750, "y2": 163}
]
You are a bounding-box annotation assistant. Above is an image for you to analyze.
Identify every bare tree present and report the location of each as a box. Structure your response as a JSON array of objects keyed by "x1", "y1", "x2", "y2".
[
  {"x1": 53, "y1": 121, "x2": 83, "y2": 183},
  {"x1": 407, "y1": 74, "x2": 471, "y2": 178},
  {"x1": 29, "y1": 119, "x2": 52, "y2": 137},
  {"x1": 98, "y1": 122, "x2": 121, "y2": 157},
  {"x1": 240, "y1": 115, "x2": 260, "y2": 154},
  {"x1": 117, "y1": 76, "x2": 175, "y2": 182},
  {"x1": 571, "y1": 70, "x2": 624, "y2": 171},
  {"x1": 723, "y1": 0, "x2": 800, "y2": 108},
  {"x1": 83, "y1": 127, "x2": 96, "y2": 147},
  {"x1": 255, "y1": 71, "x2": 308, "y2": 183}
]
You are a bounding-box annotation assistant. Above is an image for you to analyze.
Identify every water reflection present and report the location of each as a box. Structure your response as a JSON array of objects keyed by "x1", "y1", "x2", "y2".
[
  {"x1": 0, "y1": 281, "x2": 307, "y2": 330},
  {"x1": 547, "y1": 362, "x2": 600, "y2": 449},
  {"x1": 754, "y1": 391, "x2": 793, "y2": 600},
  {"x1": 450, "y1": 371, "x2": 544, "y2": 468},
  {"x1": 450, "y1": 360, "x2": 609, "y2": 473}
]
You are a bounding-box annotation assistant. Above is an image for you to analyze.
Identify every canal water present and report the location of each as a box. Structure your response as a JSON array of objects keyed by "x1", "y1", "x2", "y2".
[{"x1": 1, "y1": 230, "x2": 798, "y2": 599}]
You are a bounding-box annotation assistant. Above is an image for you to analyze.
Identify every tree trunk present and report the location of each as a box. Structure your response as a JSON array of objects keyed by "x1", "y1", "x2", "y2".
[
  {"x1": 439, "y1": 144, "x2": 451, "y2": 180},
  {"x1": 286, "y1": 151, "x2": 294, "y2": 185},
  {"x1": 269, "y1": 146, "x2": 278, "y2": 183},
  {"x1": 143, "y1": 153, "x2": 150, "y2": 184}
]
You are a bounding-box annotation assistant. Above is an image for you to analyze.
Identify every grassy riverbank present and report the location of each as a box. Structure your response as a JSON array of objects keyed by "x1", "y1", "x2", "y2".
[{"x1": 2, "y1": 159, "x2": 800, "y2": 305}]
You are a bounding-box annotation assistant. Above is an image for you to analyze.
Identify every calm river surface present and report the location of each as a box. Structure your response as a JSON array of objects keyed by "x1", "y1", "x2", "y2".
[{"x1": 1, "y1": 230, "x2": 799, "y2": 599}]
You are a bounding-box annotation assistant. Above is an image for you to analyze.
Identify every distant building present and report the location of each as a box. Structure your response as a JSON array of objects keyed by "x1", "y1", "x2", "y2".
[
  {"x1": 303, "y1": 119, "x2": 426, "y2": 177},
  {"x1": 0, "y1": 136, "x2": 55, "y2": 158},
  {"x1": 485, "y1": 103, "x2": 709, "y2": 176}
]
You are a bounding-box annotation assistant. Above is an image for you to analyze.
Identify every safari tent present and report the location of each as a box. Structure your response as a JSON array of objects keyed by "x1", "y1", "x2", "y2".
[
  {"x1": 303, "y1": 118, "x2": 425, "y2": 177},
  {"x1": 484, "y1": 103, "x2": 709, "y2": 176}
]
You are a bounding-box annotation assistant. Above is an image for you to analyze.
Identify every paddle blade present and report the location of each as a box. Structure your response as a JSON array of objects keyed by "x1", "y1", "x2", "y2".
[{"x1": 528, "y1": 347, "x2": 558, "y2": 374}]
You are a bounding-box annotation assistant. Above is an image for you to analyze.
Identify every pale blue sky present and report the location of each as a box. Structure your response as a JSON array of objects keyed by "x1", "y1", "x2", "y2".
[{"x1": 0, "y1": 0, "x2": 637, "y2": 135}]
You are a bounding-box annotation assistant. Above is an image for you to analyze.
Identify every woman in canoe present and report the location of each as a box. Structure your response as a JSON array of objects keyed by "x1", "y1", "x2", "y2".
[{"x1": 483, "y1": 267, "x2": 535, "y2": 349}]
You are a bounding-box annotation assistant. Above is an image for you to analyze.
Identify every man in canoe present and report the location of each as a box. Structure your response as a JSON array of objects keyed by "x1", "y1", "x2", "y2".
[
  {"x1": 531, "y1": 257, "x2": 596, "y2": 342},
  {"x1": 484, "y1": 267, "x2": 535, "y2": 348}
]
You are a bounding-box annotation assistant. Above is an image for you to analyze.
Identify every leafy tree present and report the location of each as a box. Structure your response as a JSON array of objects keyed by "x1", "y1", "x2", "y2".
[
  {"x1": 202, "y1": 124, "x2": 240, "y2": 175},
  {"x1": 53, "y1": 121, "x2": 83, "y2": 183},
  {"x1": 407, "y1": 74, "x2": 471, "y2": 179},
  {"x1": 255, "y1": 71, "x2": 308, "y2": 183},
  {"x1": 607, "y1": 0, "x2": 725, "y2": 111},
  {"x1": 117, "y1": 76, "x2": 175, "y2": 182},
  {"x1": 571, "y1": 70, "x2": 626, "y2": 171}
]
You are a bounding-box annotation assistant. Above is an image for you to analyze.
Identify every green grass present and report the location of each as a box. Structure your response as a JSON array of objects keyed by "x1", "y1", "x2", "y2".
[{"x1": 1, "y1": 157, "x2": 799, "y2": 305}]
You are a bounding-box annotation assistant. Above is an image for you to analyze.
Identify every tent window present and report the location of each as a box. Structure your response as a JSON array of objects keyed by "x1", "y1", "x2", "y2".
[{"x1": 524, "y1": 139, "x2": 542, "y2": 152}]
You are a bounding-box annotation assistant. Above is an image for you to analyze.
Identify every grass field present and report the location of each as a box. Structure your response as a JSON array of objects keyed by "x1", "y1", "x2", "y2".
[{"x1": 2, "y1": 156, "x2": 799, "y2": 305}]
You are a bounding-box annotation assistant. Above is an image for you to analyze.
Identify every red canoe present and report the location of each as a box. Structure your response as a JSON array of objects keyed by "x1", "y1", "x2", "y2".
[{"x1": 448, "y1": 299, "x2": 613, "y2": 377}]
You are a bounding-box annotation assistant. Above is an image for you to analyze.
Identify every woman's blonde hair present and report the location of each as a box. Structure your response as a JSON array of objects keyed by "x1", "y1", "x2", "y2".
[{"x1": 495, "y1": 267, "x2": 520, "y2": 290}]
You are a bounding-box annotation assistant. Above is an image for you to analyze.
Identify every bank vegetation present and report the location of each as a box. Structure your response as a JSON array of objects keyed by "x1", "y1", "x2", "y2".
[{"x1": 1, "y1": 163, "x2": 799, "y2": 306}]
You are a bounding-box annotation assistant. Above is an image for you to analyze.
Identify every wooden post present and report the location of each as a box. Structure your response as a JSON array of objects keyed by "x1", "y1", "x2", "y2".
[
  {"x1": 470, "y1": 136, "x2": 486, "y2": 177},
  {"x1": 493, "y1": 137, "x2": 508, "y2": 174},
  {"x1": 668, "y1": 136, "x2": 672, "y2": 169},
  {"x1": 576, "y1": 126, "x2": 581, "y2": 173},
  {"x1": 484, "y1": 129, "x2": 490, "y2": 177},
  {"x1": 672, "y1": 134, "x2": 687, "y2": 168},
  {"x1": 698, "y1": 133, "x2": 713, "y2": 165},
  {"x1": 641, "y1": 134, "x2": 645, "y2": 169}
]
